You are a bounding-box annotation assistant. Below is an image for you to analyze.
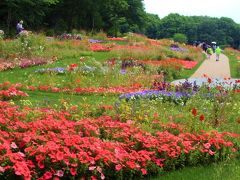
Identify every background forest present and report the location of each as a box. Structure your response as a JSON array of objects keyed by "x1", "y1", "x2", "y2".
[{"x1": 0, "y1": 0, "x2": 240, "y2": 48}]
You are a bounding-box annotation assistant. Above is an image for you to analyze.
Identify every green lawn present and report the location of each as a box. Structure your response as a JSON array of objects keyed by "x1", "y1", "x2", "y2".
[
  {"x1": 227, "y1": 54, "x2": 240, "y2": 78},
  {"x1": 150, "y1": 160, "x2": 240, "y2": 180}
]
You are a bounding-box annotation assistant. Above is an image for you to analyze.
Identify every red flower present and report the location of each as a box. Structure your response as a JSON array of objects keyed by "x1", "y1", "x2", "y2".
[
  {"x1": 43, "y1": 171, "x2": 52, "y2": 180},
  {"x1": 191, "y1": 108, "x2": 197, "y2": 116},
  {"x1": 199, "y1": 114, "x2": 205, "y2": 121},
  {"x1": 56, "y1": 151, "x2": 64, "y2": 161},
  {"x1": 68, "y1": 64, "x2": 78, "y2": 71},
  {"x1": 207, "y1": 78, "x2": 212, "y2": 84},
  {"x1": 70, "y1": 168, "x2": 77, "y2": 176},
  {"x1": 91, "y1": 176, "x2": 97, "y2": 180},
  {"x1": 38, "y1": 161, "x2": 44, "y2": 169}
]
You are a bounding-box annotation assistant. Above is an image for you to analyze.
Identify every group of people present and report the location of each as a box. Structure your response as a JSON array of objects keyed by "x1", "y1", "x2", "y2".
[
  {"x1": 206, "y1": 45, "x2": 222, "y2": 61},
  {"x1": 198, "y1": 42, "x2": 222, "y2": 61}
]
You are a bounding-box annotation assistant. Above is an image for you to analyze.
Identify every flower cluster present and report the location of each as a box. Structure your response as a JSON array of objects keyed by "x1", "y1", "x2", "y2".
[
  {"x1": 0, "y1": 101, "x2": 239, "y2": 179},
  {"x1": 0, "y1": 82, "x2": 28, "y2": 101},
  {"x1": 119, "y1": 90, "x2": 192, "y2": 104},
  {"x1": 35, "y1": 67, "x2": 66, "y2": 74}
]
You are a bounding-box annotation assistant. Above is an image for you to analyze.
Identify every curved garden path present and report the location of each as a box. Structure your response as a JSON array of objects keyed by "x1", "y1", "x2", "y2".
[{"x1": 191, "y1": 53, "x2": 231, "y2": 78}]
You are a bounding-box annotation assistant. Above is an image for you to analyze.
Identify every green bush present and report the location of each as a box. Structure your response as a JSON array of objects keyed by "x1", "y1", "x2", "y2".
[{"x1": 173, "y1": 33, "x2": 188, "y2": 44}]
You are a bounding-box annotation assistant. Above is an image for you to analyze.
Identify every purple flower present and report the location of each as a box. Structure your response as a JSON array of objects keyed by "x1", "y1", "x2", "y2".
[
  {"x1": 89, "y1": 39, "x2": 104, "y2": 43},
  {"x1": 120, "y1": 69, "x2": 127, "y2": 74}
]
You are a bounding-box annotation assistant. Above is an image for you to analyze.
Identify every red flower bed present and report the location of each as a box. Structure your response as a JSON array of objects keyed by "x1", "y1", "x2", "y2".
[
  {"x1": 0, "y1": 101, "x2": 239, "y2": 179},
  {"x1": 138, "y1": 59, "x2": 198, "y2": 69},
  {"x1": 26, "y1": 83, "x2": 146, "y2": 94},
  {"x1": 90, "y1": 44, "x2": 112, "y2": 52},
  {"x1": 108, "y1": 37, "x2": 125, "y2": 41}
]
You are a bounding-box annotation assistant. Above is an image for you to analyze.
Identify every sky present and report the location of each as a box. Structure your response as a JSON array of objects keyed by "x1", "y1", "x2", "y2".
[{"x1": 143, "y1": 0, "x2": 240, "y2": 24}]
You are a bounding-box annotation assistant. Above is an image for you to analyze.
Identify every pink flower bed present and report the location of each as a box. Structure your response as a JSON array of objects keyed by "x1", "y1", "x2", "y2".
[{"x1": 0, "y1": 101, "x2": 239, "y2": 179}]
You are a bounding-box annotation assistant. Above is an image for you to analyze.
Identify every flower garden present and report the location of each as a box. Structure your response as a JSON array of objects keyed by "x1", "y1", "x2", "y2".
[{"x1": 0, "y1": 33, "x2": 240, "y2": 179}]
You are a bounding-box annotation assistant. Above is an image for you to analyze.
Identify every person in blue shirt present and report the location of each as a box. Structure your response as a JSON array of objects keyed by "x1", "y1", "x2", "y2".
[{"x1": 16, "y1": 20, "x2": 24, "y2": 34}]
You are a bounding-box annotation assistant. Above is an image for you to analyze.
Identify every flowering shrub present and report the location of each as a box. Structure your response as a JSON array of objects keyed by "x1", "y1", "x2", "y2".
[{"x1": 0, "y1": 101, "x2": 239, "y2": 179}]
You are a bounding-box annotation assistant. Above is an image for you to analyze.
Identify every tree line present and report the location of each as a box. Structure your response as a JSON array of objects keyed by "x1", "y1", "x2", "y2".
[{"x1": 0, "y1": 0, "x2": 240, "y2": 48}]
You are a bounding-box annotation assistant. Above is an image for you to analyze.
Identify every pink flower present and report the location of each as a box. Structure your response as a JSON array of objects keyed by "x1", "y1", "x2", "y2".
[
  {"x1": 141, "y1": 168, "x2": 147, "y2": 175},
  {"x1": 18, "y1": 152, "x2": 25, "y2": 157},
  {"x1": 203, "y1": 143, "x2": 211, "y2": 149},
  {"x1": 101, "y1": 173, "x2": 105, "y2": 180},
  {"x1": 115, "y1": 164, "x2": 122, "y2": 171},
  {"x1": 209, "y1": 150, "x2": 215, "y2": 155},
  {"x1": 89, "y1": 166, "x2": 96, "y2": 171},
  {"x1": 0, "y1": 166, "x2": 5, "y2": 173},
  {"x1": 10, "y1": 142, "x2": 18, "y2": 149},
  {"x1": 55, "y1": 170, "x2": 64, "y2": 177},
  {"x1": 96, "y1": 166, "x2": 102, "y2": 173}
]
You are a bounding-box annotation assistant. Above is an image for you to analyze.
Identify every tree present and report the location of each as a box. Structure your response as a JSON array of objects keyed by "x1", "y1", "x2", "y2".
[{"x1": 0, "y1": 0, "x2": 59, "y2": 33}]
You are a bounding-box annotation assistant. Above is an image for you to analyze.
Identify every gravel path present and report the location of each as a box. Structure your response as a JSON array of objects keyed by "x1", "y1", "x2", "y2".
[{"x1": 191, "y1": 53, "x2": 231, "y2": 78}]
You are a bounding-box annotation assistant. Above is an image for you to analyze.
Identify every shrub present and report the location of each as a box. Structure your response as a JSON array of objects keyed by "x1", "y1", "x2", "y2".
[{"x1": 173, "y1": 33, "x2": 188, "y2": 44}]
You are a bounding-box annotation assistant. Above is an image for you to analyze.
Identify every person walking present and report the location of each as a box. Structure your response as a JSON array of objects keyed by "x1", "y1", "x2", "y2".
[
  {"x1": 215, "y1": 46, "x2": 222, "y2": 61},
  {"x1": 206, "y1": 46, "x2": 213, "y2": 59},
  {"x1": 16, "y1": 20, "x2": 24, "y2": 34}
]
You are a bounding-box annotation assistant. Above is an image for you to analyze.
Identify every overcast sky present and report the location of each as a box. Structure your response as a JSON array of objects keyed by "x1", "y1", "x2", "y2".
[{"x1": 143, "y1": 0, "x2": 240, "y2": 24}]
